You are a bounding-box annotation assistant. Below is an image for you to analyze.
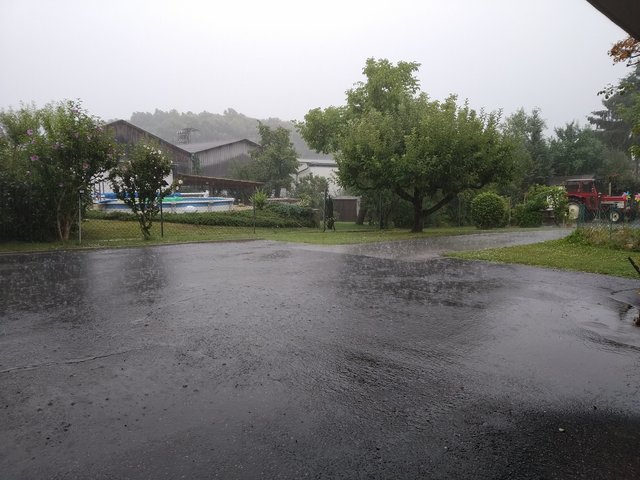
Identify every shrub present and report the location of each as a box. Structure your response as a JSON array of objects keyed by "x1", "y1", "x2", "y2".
[
  {"x1": 513, "y1": 185, "x2": 568, "y2": 227},
  {"x1": 268, "y1": 202, "x2": 316, "y2": 226},
  {"x1": 251, "y1": 189, "x2": 267, "y2": 210},
  {"x1": 0, "y1": 169, "x2": 59, "y2": 241},
  {"x1": 566, "y1": 225, "x2": 640, "y2": 251},
  {"x1": 544, "y1": 186, "x2": 569, "y2": 225},
  {"x1": 513, "y1": 204, "x2": 543, "y2": 227},
  {"x1": 0, "y1": 100, "x2": 118, "y2": 241},
  {"x1": 470, "y1": 192, "x2": 507, "y2": 229},
  {"x1": 265, "y1": 202, "x2": 314, "y2": 223}
]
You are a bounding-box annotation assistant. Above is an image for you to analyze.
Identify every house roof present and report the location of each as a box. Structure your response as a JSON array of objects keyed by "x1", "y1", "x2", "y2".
[
  {"x1": 586, "y1": 0, "x2": 640, "y2": 39},
  {"x1": 179, "y1": 139, "x2": 259, "y2": 154}
]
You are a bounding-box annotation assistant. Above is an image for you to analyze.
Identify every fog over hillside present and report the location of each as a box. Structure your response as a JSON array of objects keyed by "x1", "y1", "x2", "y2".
[{"x1": 129, "y1": 108, "x2": 328, "y2": 159}]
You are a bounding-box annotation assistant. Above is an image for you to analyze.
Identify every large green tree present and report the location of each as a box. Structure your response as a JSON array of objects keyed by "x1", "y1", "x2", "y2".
[
  {"x1": 242, "y1": 122, "x2": 298, "y2": 198},
  {"x1": 548, "y1": 122, "x2": 606, "y2": 177},
  {"x1": 297, "y1": 58, "x2": 514, "y2": 232},
  {"x1": 0, "y1": 100, "x2": 118, "y2": 241},
  {"x1": 502, "y1": 108, "x2": 550, "y2": 191}
]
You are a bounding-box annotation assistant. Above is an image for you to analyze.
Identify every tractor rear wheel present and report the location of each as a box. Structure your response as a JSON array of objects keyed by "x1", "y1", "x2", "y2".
[
  {"x1": 567, "y1": 202, "x2": 581, "y2": 221},
  {"x1": 609, "y1": 210, "x2": 622, "y2": 223}
]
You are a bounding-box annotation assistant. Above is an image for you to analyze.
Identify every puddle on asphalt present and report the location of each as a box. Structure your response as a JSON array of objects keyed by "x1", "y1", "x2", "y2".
[{"x1": 576, "y1": 292, "x2": 640, "y2": 350}]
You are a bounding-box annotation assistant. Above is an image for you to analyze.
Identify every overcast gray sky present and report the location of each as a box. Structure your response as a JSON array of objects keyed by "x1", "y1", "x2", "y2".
[{"x1": 0, "y1": 0, "x2": 630, "y2": 132}]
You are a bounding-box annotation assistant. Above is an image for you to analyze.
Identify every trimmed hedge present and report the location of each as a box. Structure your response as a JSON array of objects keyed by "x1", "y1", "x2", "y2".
[
  {"x1": 86, "y1": 205, "x2": 316, "y2": 228},
  {"x1": 264, "y1": 202, "x2": 314, "y2": 224}
]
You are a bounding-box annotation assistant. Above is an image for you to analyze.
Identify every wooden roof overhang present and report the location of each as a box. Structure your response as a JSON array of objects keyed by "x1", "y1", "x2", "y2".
[
  {"x1": 176, "y1": 174, "x2": 264, "y2": 190},
  {"x1": 586, "y1": 0, "x2": 640, "y2": 38}
]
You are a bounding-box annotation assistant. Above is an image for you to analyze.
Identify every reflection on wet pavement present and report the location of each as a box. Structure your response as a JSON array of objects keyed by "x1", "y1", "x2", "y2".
[{"x1": 1, "y1": 230, "x2": 640, "y2": 479}]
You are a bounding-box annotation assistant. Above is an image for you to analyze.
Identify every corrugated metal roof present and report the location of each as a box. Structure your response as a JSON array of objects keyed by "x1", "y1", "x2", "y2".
[
  {"x1": 179, "y1": 139, "x2": 258, "y2": 154},
  {"x1": 107, "y1": 120, "x2": 189, "y2": 155}
]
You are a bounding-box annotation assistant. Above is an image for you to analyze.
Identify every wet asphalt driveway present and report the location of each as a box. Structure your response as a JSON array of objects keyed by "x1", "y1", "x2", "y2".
[{"x1": 2, "y1": 229, "x2": 640, "y2": 479}]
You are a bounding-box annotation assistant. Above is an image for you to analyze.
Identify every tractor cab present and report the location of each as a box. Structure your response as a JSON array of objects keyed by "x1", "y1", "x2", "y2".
[{"x1": 564, "y1": 178, "x2": 600, "y2": 212}]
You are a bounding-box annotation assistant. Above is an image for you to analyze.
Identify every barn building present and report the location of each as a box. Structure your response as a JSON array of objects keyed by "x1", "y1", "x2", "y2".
[
  {"x1": 179, "y1": 139, "x2": 258, "y2": 178},
  {"x1": 100, "y1": 120, "x2": 263, "y2": 200},
  {"x1": 108, "y1": 120, "x2": 192, "y2": 173}
]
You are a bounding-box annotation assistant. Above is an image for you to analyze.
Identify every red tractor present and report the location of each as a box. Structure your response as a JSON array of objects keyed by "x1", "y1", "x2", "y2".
[{"x1": 564, "y1": 178, "x2": 631, "y2": 223}]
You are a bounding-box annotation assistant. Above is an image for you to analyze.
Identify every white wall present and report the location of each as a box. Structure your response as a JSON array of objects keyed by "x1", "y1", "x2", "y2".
[{"x1": 294, "y1": 160, "x2": 341, "y2": 196}]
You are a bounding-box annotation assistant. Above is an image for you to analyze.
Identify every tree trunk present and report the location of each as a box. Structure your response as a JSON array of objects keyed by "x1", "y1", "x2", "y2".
[
  {"x1": 139, "y1": 217, "x2": 152, "y2": 240},
  {"x1": 411, "y1": 196, "x2": 424, "y2": 233},
  {"x1": 55, "y1": 195, "x2": 65, "y2": 241},
  {"x1": 61, "y1": 217, "x2": 71, "y2": 241},
  {"x1": 274, "y1": 186, "x2": 281, "y2": 198},
  {"x1": 356, "y1": 206, "x2": 368, "y2": 225}
]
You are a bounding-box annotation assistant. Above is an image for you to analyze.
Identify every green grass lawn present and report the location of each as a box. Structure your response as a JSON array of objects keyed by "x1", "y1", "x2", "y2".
[
  {"x1": 0, "y1": 220, "x2": 517, "y2": 253},
  {"x1": 447, "y1": 239, "x2": 640, "y2": 279},
  {"x1": 260, "y1": 223, "x2": 488, "y2": 245},
  {"x1": 0, "y1": 220, "x2": 259, "y2": 253}
]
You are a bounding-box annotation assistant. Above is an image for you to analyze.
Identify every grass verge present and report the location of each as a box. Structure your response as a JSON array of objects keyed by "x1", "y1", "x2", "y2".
[
  {"x1": 0, "y1": 220, "x2": 524, "y2": 253},
  {"x1": 447, "y1": 238, "x2": 640, "y2": 279}
]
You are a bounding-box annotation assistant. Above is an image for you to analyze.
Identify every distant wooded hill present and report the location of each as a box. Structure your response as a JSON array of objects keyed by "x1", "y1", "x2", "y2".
[{"x1": 128, "y1": 108, "x2": 328, "y2": 159}]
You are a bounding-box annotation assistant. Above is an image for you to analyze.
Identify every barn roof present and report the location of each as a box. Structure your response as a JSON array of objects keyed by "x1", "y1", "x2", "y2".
[
  {"x1": 106, "y1": 120, "x2": 190, "y2": 158},
  {"x1": 107, "y1": 120, "x2": 260, "y2": 156},
  {"x1": 179, "y1": 139, "x2": 259, "y2": 154}
]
